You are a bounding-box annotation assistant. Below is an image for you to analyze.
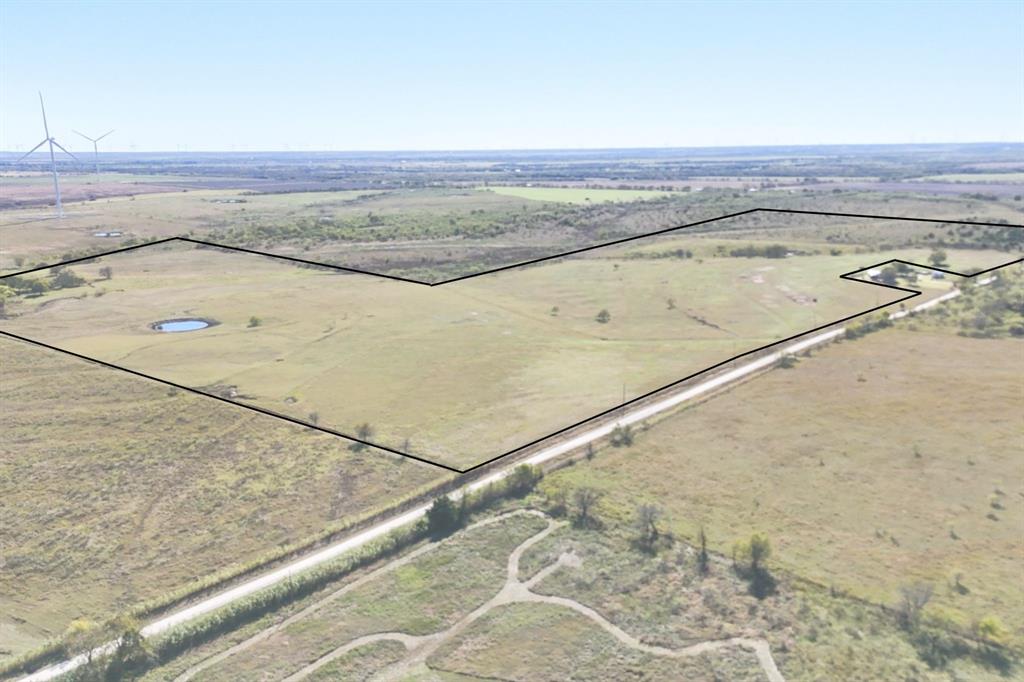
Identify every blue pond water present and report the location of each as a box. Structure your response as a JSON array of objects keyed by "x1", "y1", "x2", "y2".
[{"x1": 154, "y1": 319, "x2": 210, "y2": 333}]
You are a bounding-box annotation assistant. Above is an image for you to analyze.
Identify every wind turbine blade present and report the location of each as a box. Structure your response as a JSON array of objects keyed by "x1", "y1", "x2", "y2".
[
  {"x1": 96, "y1": 129, "x2": 115, "y2": 141},
  {"x1": 16, "y1": 139, "x2": 50, "y2": 163},
  {"x1": 73, "y1": 130, "x2": 95, "y2": 142},
  {"x1": 50, "y1": 139, "x2": 81, "y2": 162},
  {"x1": 38, "y1": 92, "x2": 51, "y2": 139}
]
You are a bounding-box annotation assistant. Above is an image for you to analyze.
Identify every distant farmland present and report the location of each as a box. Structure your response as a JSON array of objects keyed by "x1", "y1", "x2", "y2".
[{"x1": 480, "y1": 185, "x2": 673, "y2": 203}]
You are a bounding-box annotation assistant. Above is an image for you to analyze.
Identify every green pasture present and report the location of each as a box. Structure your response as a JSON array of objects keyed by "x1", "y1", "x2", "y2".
[{"x1": 4, "y1": 239, "x2": 1003, "y2": 468}]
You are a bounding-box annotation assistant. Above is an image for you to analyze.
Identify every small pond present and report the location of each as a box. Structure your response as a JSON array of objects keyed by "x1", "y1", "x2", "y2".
[{"x1": 152, "y1": 318, "x2": 213, "y2": 333}]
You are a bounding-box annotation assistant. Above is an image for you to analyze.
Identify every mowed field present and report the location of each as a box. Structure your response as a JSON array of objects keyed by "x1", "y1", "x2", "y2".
[
  {"x1": 545, "y1": 322, "x2": 1024, "y2": 646},
  {"x1": 4, "y1": 235, "x2": 1006, "y2": 468},
  {"x1": 0, "y1": 336, "x2": 446, "y2": 662}
]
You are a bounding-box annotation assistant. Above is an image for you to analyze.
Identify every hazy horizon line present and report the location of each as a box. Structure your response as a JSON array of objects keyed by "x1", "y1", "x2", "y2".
[{"x1": 3, "y1": 140, "x2": 1023, "y2": 157}]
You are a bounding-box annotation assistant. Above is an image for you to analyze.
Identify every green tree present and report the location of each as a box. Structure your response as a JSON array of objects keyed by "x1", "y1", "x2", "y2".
[
  {"x1": 748, "y1": 533, "x2": 771, "y2": 572},
  {"x1": 571, "y1": 487, "x2": 602, "y2": 529},
  {"x1": 247, "y1": 316, "x2": 262, "y2": 328},
  {"x1": 633, "y1": 503, "x2": 662, "y2": 552},
  {"x1": 64, "y1": 618, "x2": 103, "y2": 665},
  {"x1": 425, "y1": 495, "x2": 461, "y2": 539},
  {"x1": 506, "y1": 464, "x2": 543, "y2": 497},
  {"x1": 734, "y1": 533, "x2": 774, "y2": 598},
  {"x1": 98, "y1": 266, "x2": 113, "y2": 280},
  {"x1": 52, "y1": 267, "x2": 86, "y2": 290},
  {"x1": 929, "y1": 248, "x2": 948, "y2": 268},
  {"x1": 698, "y1": 526, "x2": 710, "y2": 575},
  {"x1": 879, "y1": 265, "x2": 899, "y2": 285},
  {"x1": 595, "y1": 308, "x2": 611, "y2": 324},
  {"x1": 105, "y1": 614, "x2": 150, "y2": 677}
]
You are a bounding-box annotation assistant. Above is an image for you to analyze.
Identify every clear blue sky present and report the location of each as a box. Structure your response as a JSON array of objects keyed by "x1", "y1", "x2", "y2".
[{"x1": 2, "y1": 0, "x2": 1021, "y2": 152}]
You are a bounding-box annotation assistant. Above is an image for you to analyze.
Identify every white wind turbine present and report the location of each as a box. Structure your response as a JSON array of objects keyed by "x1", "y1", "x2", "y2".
[
  {"x1": 73, "y1": 128, "x2": 115, "y2": 175},
  {"x1": 16, "y1": 92, "x2": 80, "y2": 218}
]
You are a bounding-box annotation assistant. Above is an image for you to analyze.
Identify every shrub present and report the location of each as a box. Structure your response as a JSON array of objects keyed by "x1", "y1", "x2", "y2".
[
  {"x1": 349, "y1": 422, "x2": 374, "y2": 451},
  {"x1": 51, "y1": 267, "x2": 87, "y2": 290},
  {"x1": 609, "y1": 424, "x2": 634, "y2": 447},
  {"x1": 733, "y1": 533, "x2": 775, "y2": 598},
  {"x1": 505, "y1": 464, "x2": 543, "y2": 497},
  {"x1": 976, "y1": 615, "x2": 1009, "y2": 645},
  {"x1": 571, "y1": 487, "x2": 602, "y2": 529},
  {"x1": 698, "y1": 527, "x2": 710, "y2": 575},
  {"x1": 425, "y1": 496, "x2": 461, "y2": 539},
  {"x1": 896, "y1": 582, "x2": 933, "y2": 631},
  {"x1": 632, "y1": 504, "x2": 662, "y2": 553}
]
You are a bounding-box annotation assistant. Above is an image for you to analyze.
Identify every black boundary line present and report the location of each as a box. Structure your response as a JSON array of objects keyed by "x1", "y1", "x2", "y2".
[
  {"x1": 177, "y1": 237, "x2": 436, "y2": 286},
  {"x1": 428, "y1": 208, "x2": 762, "y2": 285},
  {"x1": 0, "y1": 329, "x2": 464, "y2": 474},
  {"x1": 2, "y1": 209, "x2": 1022, "y2": 474},
  {"x1": 2, "y1": 236, "x2": 182, "y2": 278}
]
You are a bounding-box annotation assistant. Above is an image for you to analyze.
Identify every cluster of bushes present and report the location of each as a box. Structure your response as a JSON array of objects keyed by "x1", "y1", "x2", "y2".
[
  {"x1": 845, "y1": 312, "x2": 894, "y2": 340},
  {"x1": 911, "y1": 223, "x2": 1021, "y2": 253},
  {"x1": 217, "y1": 202, "x2": 588, "y2": 247},
  {"x1": 727, "y1": 243, "x2": 790, "y2": 259},
  {"x1": 943, "y1": 270, "x2": 1024, "y2": 338},
  {"x1": 893, "y1": 581, "x2": 1013, "y2": 672},
  {"x1": 2, "y1": 266, "x2": 89, "y2": 297},
  {"x1": 624, "y1": 247, "x2": 694, "y2": 260}
]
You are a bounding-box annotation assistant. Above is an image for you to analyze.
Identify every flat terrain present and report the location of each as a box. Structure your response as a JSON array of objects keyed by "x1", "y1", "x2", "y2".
[
  {"x1": 2, "y1": 148, "x2": 1022, "y2": 679},
  {"x1": 914, "y1": 172, "x2": 1024, "y2": 183},
  {"x1": 480, "y1": 185, "x2": 673, "y2": 203},
  {"x1": 0, "y1": 172, "x2": 236, "y2": 210},
  {"x1": 3, "y1": 181, "x2": 1020, "y2": 280},
  {"x1": 0, "y1": 336, "x2": 446, "y2": 662},
  {"x1": 136, "y1": 504, "x2": 1014, "y2": 682},
  {"x1": 544, "y1": 320, "x2": 1024, "y2": 647},
  {"x1": 4, "y1": 235, "x2": 1006, "y2": 468}
]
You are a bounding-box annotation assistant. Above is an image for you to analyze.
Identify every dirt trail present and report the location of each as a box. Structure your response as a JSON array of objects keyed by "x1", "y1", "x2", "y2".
[
  {"x1": 198, "y1": 510, "x2": 785, "y2": 682},
  {"x1": 174, "y1": 510, "x2": 545, "y2": 682}
]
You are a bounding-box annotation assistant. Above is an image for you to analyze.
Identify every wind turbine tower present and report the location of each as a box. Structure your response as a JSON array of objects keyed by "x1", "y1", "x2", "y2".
[
  {"x1": 73, "y1": 128, "x2": 115, "y2": 175},
  {"x1": 17, "y1": 92, "x2": 79, "y2": 218}
]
